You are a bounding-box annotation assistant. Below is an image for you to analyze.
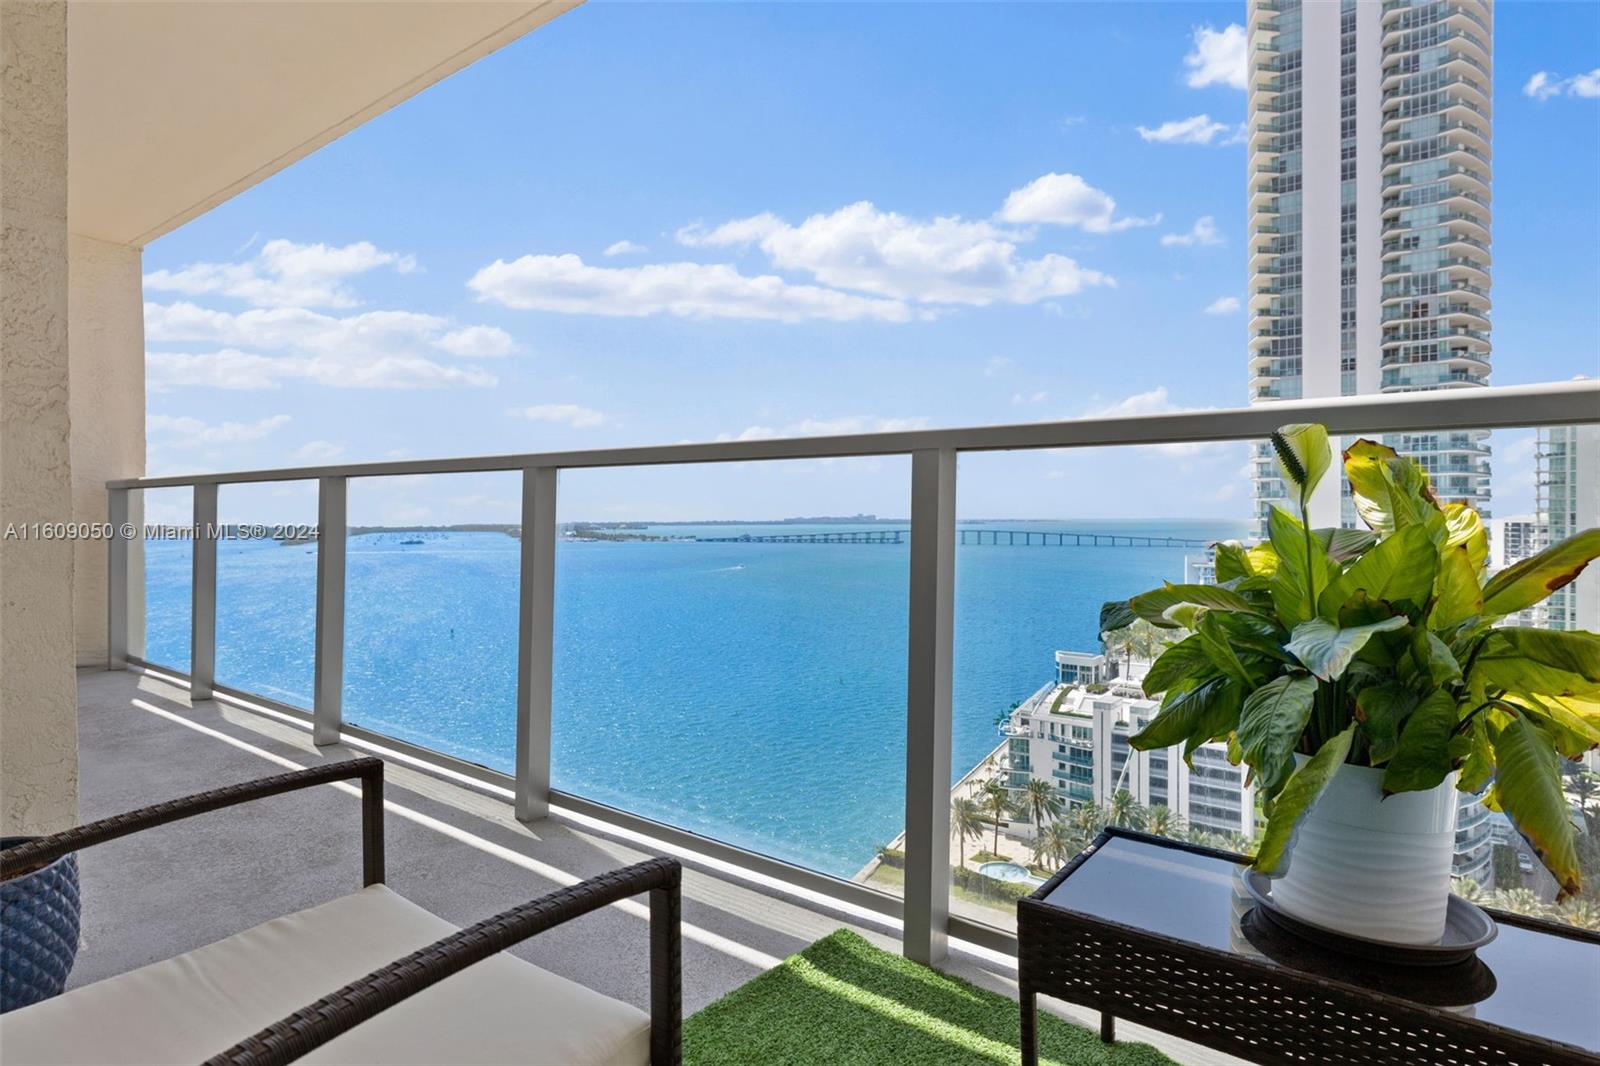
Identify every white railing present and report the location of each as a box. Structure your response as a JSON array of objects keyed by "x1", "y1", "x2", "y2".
[{"x1": 105, "y1": 379, "x2": 1600, "y2": 963}]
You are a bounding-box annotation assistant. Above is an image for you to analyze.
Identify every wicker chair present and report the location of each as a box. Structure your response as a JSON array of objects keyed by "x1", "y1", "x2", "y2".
[{"x1": 0, "y1": 758, "x2": 681, "y2": 1065}]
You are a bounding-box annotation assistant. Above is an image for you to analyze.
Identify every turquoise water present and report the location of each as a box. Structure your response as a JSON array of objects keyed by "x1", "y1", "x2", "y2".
[{"x1": 145, "y1": 519, "x2": 1242, "y2": 878}]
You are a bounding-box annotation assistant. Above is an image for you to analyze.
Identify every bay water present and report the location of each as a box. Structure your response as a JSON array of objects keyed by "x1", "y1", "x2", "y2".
[{"x1": 144, "y1": 519, "x2": 1244, "y2": 878}]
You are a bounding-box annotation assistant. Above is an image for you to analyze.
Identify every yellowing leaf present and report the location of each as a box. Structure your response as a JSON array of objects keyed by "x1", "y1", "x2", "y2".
[
  {"x1": 1490, "y1": 715, "x2": 1581, "y2": 899},
  {"x1": 1481, "y1": 529, "x2": 1600, "y2": 618}
]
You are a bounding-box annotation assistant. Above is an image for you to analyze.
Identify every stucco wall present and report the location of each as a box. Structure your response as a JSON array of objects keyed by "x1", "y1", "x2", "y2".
[
  {"x1": 1, "y1": 0, "x2": 79, "y2": 835},
  {"x1": 70, "y1": 233, "x2": 145, "y2": 666}
]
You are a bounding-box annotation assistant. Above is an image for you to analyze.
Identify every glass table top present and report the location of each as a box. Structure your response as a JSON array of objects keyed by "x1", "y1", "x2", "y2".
[{"x1": 1039, "y1": 834, "x2": 1600, "y2": 1054}]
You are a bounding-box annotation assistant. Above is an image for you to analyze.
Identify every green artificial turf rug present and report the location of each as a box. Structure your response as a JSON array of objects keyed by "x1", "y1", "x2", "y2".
[{"x1": 683, "y1": 929, "x2": 1174, "y2": 1065}]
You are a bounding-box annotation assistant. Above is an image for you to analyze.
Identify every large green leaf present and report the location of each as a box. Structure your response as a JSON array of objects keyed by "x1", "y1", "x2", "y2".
[
  {"x1": 1195, "y1": 611, "x2": 1257, "y2": 687},
  {"x1": 1429, "y1": 543, "x2": 1483, "y2": 630},
  {"x1": 1268, "y1": 505, "x2": 1333, "y2": 631},
  {"x1": 1343, "y1": 438, "x2": 1438, "y2": 535},
  {"x1": 1381, "y1": 688, "x2": 1458, "y2": 794},
  {"x1": 1141, "y1": 635, "x2": 1217, "y2": 697},
  {"x1": 1127, "y1": 582, "x2": 1269, "y2": 630},
  {"x1": 1322, "y1": 527, "x2": 1379, "y2": 565},
  {"x1": 1480, "y1": 528, "x2": 1600, "y2": 618},
  {"x1": 1473, "y1": 629, "x2": 1600, "y2": 700},
  {"x1": 1490, "y1": 714, "x2": 1581, "y2": 898},
  {"x1": 1286, "y1": 616, "x2": 1409, "y2": 682},
  {"x1": 1130, "y1": 676, "x2": 1243, "y2": 761},
  {"x1": 1099, "y1": 599, "x2": 1137, "y2": 636},
  {"x1": 1411, "y1": 629, "x2": 1463, "y2": 687},
  {"x1": 1236, "y1": 674, "x2": 1318, "y2": 796},
  {"x1": 1453, "y1": 715, "x2": 1495, "y2": 794},
  {"x1": 1270, "y1": 424, "x2": 1333, "y2": 501},
  {"x1": 1253, "y1": 723, "x2": 1356, "y2": 878},
  {"x1": 1514, "y1": 694, "x2": 1600, "y2": 754},
  {"x1": 1353, "y1": 684, "x2": 1417, "y2": 765},
  {"x1": 1317, "y1": 523, "x2": 1438, "y2": 621}
]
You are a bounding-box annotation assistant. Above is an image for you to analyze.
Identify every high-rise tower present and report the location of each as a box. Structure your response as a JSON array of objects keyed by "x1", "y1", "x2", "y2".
[{"x1": 1247, "y1": 0, "x2": 1493, "y2": 537}]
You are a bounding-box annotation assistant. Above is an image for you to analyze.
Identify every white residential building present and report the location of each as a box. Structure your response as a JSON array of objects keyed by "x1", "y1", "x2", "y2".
[
  {"x1": 1248, "y1": 0, "x2": 1494, "y2": 538},
  {"x1": 1537, "y1": 423, "x2": 1600, "y2": 632},
  {"x1": 1002, "y1": 651, "x2": 1494, "y2": 887},
  {"x1": 1003, "y1": 658, "x2": 1259, "y2": 843}
]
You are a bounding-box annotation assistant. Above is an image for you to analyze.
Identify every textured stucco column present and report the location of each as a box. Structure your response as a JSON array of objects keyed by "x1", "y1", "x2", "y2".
[
  {"x1": 70, "y1": 233, "x2": 145, "y2": 667},
  {"x1": 1, "y1": 0, "x2": 78, "y2": 835}
]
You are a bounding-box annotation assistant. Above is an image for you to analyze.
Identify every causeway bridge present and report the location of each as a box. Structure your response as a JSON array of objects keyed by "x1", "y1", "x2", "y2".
[{"x1": 694, "y1": 528, "x2": 1209, "y2": 548}]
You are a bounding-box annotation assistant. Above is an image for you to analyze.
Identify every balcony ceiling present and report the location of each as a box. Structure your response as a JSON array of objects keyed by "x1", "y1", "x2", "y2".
[{"x1": 68, "y1": 1, "x2": 578, "y2": 246}]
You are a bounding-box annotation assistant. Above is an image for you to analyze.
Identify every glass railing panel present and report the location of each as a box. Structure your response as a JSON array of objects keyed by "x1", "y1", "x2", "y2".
[
  {"x1": 550, "y1": 458, "x2": 911, "y2": 893},
  {"x1": 946, "y1": 426, "x2": 1600, "y2": 934},
  {"x1": 141, "y1": 486, "x2": 194, "y2": 674},
  {"x1": 341, "y1": 472, "x2": 521, "y2": 771},
  {"x1": 214, "y1": 481, "x2": 317, "y2": 708},
  {"x1": 947, "y1": 444, "x2": 1254, "y2": 932}
]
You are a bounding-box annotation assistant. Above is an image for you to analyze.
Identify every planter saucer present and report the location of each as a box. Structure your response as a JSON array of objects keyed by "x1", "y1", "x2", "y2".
[{"x1": 1240, "y1": 868, "x2": 1497, "y2": 967}]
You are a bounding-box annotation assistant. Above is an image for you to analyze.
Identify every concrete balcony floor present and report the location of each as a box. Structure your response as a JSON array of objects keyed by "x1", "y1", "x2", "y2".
[{"x1": 71, "y1": 667, "x2": 1240, "y2": 1064}]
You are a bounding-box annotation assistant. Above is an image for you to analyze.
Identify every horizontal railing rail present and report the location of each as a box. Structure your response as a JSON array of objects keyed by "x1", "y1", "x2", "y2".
[
  {"x1": 107, "y1": 380, "x2": 1600, "y2": 966},
  {"x1": 110, "y1": 381, "x2": 1596, "y2": 489}
]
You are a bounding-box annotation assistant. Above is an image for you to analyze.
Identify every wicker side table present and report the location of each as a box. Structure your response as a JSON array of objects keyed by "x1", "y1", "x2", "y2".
[{"x1": 1017, "y1": 829, "x2": 1600, "y2": 1066}]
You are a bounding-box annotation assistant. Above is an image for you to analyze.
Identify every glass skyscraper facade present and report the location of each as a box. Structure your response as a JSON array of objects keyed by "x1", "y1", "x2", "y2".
[{"x1": 1248, "y1": 0, "x2": 1494, "y2": 538}]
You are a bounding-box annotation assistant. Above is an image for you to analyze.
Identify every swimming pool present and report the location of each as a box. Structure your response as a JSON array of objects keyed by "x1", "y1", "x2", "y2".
[{"x1": 977, "y1": 860, "x2": 1047, "y2": 888}]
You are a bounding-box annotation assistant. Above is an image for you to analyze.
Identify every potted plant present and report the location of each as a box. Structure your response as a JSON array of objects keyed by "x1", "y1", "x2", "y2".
[{"x1": 1101, "y1": 424, "x2": 1600, "y2": 945}]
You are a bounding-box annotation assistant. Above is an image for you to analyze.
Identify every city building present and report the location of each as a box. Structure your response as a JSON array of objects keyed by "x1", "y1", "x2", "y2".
[
  {"x1": 1537, "y1": 423, "x2": 1600, "y2": 632},
  {"x1": 1488, "y1": 513, "x2": 1541, "y2": 570},
  {"x1": 1002, "y1": 664, "x2": 1259, "y2": 843},
  {"x1": 1247, "y1": 0, "x2": 1494, "y2": 537}
]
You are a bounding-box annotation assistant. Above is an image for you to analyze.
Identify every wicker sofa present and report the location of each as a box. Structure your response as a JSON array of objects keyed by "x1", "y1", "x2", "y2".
[{"x1": 0, "y1": 758, "x2": 681, "y2": 1065}]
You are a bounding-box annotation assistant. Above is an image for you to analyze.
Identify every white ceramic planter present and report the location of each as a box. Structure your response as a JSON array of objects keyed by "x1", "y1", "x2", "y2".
[{"x1": 1272, "y1": 761, "x2": 1458, "y2": 945}]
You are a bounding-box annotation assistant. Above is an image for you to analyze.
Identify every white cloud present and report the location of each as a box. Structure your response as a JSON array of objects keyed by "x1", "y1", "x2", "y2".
[
  {"x1": 1162, "y1": 216, "x2": 1222, "y2": 248},
  {"x1": 1203, "y1": 295, "x2": 1241, "y2": 315},
  {"x1": 1184, "y1": 24, "x2": 1247, "y2": 90},
  {"x1": 998, "y1": 173, "x2": 1159, "y2": 233},
  {"x1": 436, "y1": 325, "x2": 517, "y2": 358},
  {"x1": 144, "y1": 301, "x2": 506, "y2": 389},
  {"x1": 719, "y1": 415, "x2": 929, "y2": 441},
  {"x1": 1138, "y1": 114, "x2": 1232, "y2": 145},
  {"x1": 148, "y1": 348, "x2": 495, "y2": 390},
  {"x1": 983, "y1": 355, "x2": 1014, "y2": 377},
  {"x1": 1080, "y1": 387, "x2": 1234, "y2": 457},
  {"x1": 147, "y1": 413, "x2": 291, "y2": 447},
  {"x1": 143, "y1": 239, "x2": 416, "y2": 309},
  {"x1": 687, "y1": 201, "x2": 1113, "y2": 306},
  {"x1": 510, "y1": 403, "x2": 607, "y2": 428},
  {"x1": 604, "y1": 240, "x2": 649, "y2": 257},
  {"x1": 1524, "y1": 69, "x2": 1600, "y2": 101},
  {"x1": 292, "y1": 440, "x2": 345, "y2": 463},
  {"x1": 1012, "y1": 391, "x2": 1048, "y2": 405},
  {"x1": 468, "y1": 253, "x2": 912, "y2": 323}
]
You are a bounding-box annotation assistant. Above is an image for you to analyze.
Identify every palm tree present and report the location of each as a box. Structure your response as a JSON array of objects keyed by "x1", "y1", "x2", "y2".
[
  {"x1": 1071, "y1": 802, "x2": 1107, "y2": 838},
  {"x1": 951, "y1": 797, "x2": 985, "y2": 870},
  {"x1": 1021, "y1": 778, "x2": 1063, "y2": 831},
  {"x1": 1037, "y1": 820, "x2": 1080, "y2": 869},
  {"x1": 979, "y1": 779, "x2": 1013, "y2": 854},
  {"x1": 1107, "y1": 789, "x2": 1143, "y2": 830},
  {"x1": 1143, "y1": 804, "x2": 1183, "y2": 840}
]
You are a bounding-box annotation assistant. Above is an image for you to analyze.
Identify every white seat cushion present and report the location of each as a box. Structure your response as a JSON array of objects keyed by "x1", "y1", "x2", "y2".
[{"x1": 0, "y1": 885, "x2": 650, "y2": 1066}]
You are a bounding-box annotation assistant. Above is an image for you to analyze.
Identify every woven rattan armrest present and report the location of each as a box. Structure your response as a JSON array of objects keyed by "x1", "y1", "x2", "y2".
[
  {"x1": 202, "y1": 856, "x2": 683, "y2": 1066},
  {"x1": 0, "y1": 757, "x2": 385, "y2": 886}
]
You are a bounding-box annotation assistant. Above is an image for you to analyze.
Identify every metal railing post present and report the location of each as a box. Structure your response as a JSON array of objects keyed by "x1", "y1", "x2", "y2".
[
  {"x1": 515, "y1": 466, "x2": 558, "y2": 822},
  {"x1": 903, "y1": 448, "x2": 956, "y2": 965},
  {"x1": 107, "y1": 488, "x2": 132, "y2": 669},
  {"x1": 313, "y1": 476, "x2": 347, "y2": 746},
  {"x1": 190, "y1": 484, "x2": 219, "y2": 699}
]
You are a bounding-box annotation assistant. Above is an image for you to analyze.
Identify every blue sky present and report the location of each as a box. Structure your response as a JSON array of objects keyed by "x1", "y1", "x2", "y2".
[{"x1": 143, "y1": 1, "x2": 1600, "y2": 526}]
